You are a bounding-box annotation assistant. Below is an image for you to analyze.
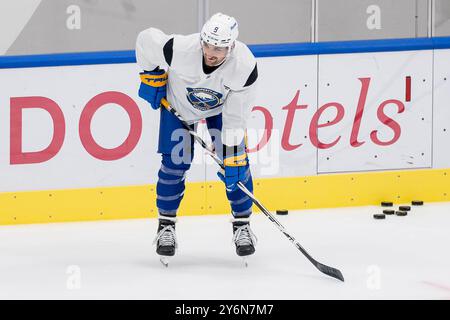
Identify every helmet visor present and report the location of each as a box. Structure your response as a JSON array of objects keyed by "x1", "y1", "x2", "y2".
[{"x1": 201, "y1": 40, "x2": 230, "y2": 54}]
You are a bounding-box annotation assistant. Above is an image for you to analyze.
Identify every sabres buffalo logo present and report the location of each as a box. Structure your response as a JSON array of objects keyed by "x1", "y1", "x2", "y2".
[{"x1": 186, "y1": 87, "x2": 223, "y2": 111}]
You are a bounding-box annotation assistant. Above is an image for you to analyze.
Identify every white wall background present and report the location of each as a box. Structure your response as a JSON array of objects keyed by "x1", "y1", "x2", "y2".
[{"x1": 1, "y1": 49, "x2": 449, "y2": 193}]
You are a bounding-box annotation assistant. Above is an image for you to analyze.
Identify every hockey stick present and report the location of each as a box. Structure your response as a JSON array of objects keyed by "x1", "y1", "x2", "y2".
[{"x1": 160, "y1": 98, "x2": 344, "y2": 282}]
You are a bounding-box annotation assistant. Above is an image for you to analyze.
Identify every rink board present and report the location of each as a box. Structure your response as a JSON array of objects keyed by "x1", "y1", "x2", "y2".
[
  {"x1": 1, "y1": 39, "x2": 450, "y2": 224},
  {"x1": 1, "y1": 168, "x2": 449, "y2": 225}
]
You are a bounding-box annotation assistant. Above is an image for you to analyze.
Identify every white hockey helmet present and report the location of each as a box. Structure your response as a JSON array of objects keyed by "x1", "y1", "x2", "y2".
[{"x1": 200, "y1": 13, "x2": 239, "y2": 49}]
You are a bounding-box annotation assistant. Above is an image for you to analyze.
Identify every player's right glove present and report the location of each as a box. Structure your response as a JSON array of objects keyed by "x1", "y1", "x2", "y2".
[{"x1": 138, "y1": 68, "x2": 167, "y2": 110}]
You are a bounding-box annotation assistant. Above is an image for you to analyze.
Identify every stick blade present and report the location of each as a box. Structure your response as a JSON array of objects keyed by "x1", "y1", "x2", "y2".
[{"x1": 316, "y1": 263, "x2": 345, "y2": 282}]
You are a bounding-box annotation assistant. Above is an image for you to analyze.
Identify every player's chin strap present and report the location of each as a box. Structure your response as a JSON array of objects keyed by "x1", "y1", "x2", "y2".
[{"x1": 159, "y1": 98, "x2": 345, "y2": 282}]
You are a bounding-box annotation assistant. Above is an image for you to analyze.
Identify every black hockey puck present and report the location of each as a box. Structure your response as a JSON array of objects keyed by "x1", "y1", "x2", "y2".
[
  {"x1": 381, "y1": 201, "x2": 393, "y2": 207},
  {"x1": 373, "y1": 213, "x2": 386, "y2": 219},
  {"x1": 399, "y1": 205, "x2": 411, "y2": 211},
  {"x1": 276, "y1": 209, "x2": 288, "y2": 215},
  {"x1": 412, "y1": 200, "x2": 424, "y2": 206},
  {"x1": 383, "y1": 209, "x2": 395, "y2": 215},
  {"x1": 395, "y1": 210, "x2": 408, "y2": 216}
]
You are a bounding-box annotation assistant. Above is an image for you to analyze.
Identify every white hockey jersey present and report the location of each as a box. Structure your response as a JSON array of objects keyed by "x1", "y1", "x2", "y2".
[{"x1": 135, "y1": 27, "x2": 258, "y2": 146}]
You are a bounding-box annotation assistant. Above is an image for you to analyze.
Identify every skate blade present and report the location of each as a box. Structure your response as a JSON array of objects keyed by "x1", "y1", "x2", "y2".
[
  {"x1": 242, "y1": 257, "x2": 249, "y2": 268},
  {"x1": 159, "y1": 256, "x2": 171, "y2": 267}
]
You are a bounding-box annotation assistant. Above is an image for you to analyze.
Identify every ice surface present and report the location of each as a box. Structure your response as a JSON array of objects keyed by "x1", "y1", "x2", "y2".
[{"x1": 1, "y1": 202, "x2": 449, "y2": 299}]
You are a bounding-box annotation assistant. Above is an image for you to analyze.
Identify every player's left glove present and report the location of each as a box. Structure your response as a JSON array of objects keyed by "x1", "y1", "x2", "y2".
[
  {"x1": 138, "y1": 68, "x2": 167, "y2": 110},
  {"x1": 217, "y1": 146, "x2": 249, "y2": 192}
]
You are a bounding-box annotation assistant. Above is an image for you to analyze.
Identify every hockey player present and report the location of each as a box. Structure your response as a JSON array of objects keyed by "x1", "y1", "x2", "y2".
[{"x1": 136, "y1": 13, "x2": 258, "y2": 264}]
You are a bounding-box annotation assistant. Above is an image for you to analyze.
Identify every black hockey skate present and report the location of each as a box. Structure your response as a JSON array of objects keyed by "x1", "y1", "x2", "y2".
[
  {"x1": 231, "y1": 218, "x2": 257, "y2": 263},
  {"x1": 153, "y1": 216, "x2": 177, "y2": 266}
]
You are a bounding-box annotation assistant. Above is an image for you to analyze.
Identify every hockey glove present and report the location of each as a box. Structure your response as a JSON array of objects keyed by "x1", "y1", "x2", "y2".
[
  {"x1": 138, "y1": 68, "x2": 167, "y2": 110},
  {"x1": 217, "y1": 151, "x2": 249, "y2": 192}
]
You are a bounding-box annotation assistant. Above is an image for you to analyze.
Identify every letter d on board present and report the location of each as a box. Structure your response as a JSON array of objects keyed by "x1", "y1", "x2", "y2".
[{"x1": 10, "y1": 96, "x2": 65, "y2": 164}]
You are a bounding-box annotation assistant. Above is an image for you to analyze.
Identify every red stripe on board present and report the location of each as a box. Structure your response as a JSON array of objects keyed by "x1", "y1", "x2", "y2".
[{"x1": 405, "y1": 76, "x2": 411, "y2": 102}]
